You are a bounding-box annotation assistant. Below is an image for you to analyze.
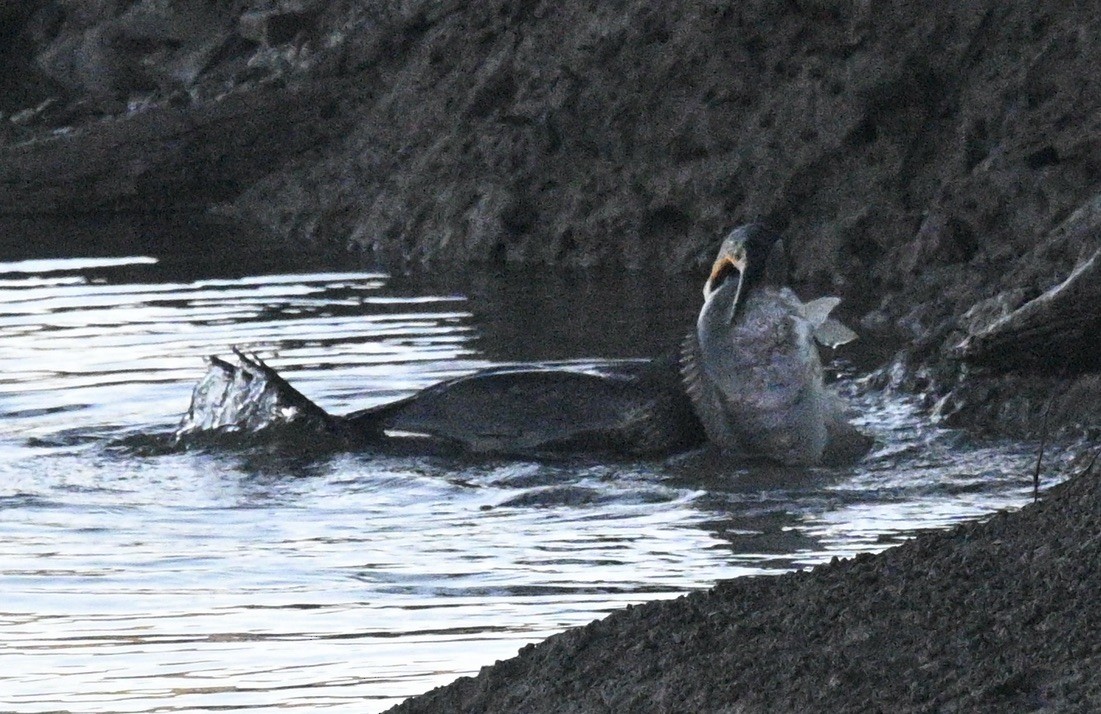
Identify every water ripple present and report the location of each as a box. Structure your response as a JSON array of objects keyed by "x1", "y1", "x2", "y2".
[{"x1": 0, "y1": 250, "x2": 1055, "y2": 713}]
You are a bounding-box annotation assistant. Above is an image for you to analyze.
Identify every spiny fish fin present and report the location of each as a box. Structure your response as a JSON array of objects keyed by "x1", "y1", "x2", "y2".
[{"x1": 679, "y1": 330, "x2": 704, "y2": 399}]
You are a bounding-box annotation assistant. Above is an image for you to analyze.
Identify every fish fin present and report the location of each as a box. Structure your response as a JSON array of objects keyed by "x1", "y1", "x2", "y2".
[
  {"x1": 813, "y1": 318, "x2": 858, "y2": 348},
  {"x1": 679, "y1": 330, "x2": 705, "y2": 401},
  {"x1": 800, "y1": 296, "x2": 842, "y2": 327},
  {"x1": 679, "y1": 330, "x2": 721, "y2": 422}
]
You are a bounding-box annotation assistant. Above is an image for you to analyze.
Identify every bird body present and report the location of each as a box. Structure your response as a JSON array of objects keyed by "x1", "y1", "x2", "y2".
[{"x1": 345, "y1": 359, "x2": 703, "y2": 457}]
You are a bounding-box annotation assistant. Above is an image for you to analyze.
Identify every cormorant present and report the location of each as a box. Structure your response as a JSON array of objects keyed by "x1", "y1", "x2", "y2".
[{"x1": 176, "y1": 225, "x2": 870, "y2": 464}]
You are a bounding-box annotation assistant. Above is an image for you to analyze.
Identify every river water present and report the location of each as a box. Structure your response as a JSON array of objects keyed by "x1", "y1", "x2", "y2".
[{"x1": 0, "y1": 219, "x2": 1044, "y2": 712}]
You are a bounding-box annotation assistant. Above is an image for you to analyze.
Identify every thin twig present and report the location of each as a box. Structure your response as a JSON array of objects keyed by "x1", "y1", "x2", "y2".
[
  {"x1": 1033, "y1": 401, "x2": 1051, "y2": 503},
  {"x1": 1034, "y1": 364, "x2": 1074, "y2": 502}
]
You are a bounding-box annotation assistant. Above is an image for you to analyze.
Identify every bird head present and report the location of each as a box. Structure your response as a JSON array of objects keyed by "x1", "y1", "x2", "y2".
[{"x1": 702, "y1": 224, "x2": 784, "y2": 324}]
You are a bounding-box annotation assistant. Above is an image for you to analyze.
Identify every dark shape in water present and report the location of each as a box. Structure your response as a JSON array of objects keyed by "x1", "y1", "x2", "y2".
[
  {"x1": 176, "y1": 225, "x2": 872, "y2": 464},
  {"x1": 177, "y1": 350, "x2": 703, "y2": 458}
]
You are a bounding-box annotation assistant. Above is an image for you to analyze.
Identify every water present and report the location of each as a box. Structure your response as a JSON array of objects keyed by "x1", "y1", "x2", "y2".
[{"x1": 0, "y1": 219, "x2": 1046, "y2": 712}]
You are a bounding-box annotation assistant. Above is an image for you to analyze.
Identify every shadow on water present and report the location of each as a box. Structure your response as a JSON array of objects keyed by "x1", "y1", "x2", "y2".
[{"x1": 0, "y1": 215, "x2": 1058, "y2": 713}]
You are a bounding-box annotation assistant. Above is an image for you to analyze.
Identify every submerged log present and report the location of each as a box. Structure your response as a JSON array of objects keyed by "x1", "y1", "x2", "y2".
[
  {"x1": 954, "y1": 247, "x2": 1101, "y2": 371},
  {"x1": 0, "y1": 79, "x2": 356, "y2": 214}
]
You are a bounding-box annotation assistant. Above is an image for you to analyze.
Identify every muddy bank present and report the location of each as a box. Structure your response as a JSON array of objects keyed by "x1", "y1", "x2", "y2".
[{"x1": 389, "y1": 452, "x2": 1098, "y2": 713}]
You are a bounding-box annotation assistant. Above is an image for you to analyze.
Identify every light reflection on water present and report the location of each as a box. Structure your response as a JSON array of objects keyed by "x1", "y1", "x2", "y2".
[{"x1": 0, "y1": 240, "x2": 1044, "y2": 712}]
